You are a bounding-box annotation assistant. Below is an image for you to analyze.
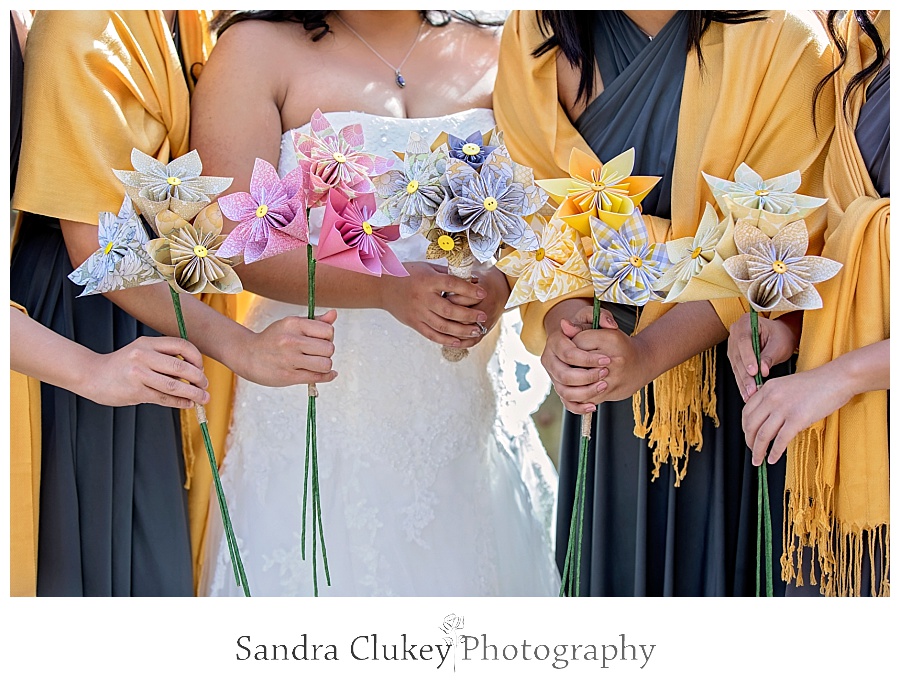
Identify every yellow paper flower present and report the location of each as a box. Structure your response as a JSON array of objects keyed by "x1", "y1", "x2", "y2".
[
  {"x1": 147, "y1": 203, "x2": 243, "y2": 295},
  {"x1": 537, "y1": 148, "x2": 660, "y2": 234},
  {"x1": 496, "y1": 213, "x2": 590, "y2": 308}
]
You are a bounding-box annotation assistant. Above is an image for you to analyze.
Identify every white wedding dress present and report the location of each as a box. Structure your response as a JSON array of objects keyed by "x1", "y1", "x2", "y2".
[{"x1": 201, "y1": 109, "x2": 560, "y2": 596}]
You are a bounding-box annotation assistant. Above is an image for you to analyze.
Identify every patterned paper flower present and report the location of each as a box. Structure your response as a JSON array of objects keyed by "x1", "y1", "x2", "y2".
[
  {"x1": 436, "y1": 146, "x2": 545, "y2": 263},
  {"x1": 293, "y1": 109, "x2": 393, "y2": 208},
  {"x1": 370, "y1": 131, "x2": 449, "y2": 239},
  {"x1": 68, "y1": 196, "x2": 164, "y2": 296},
  {"x1": 146, "y1": 203, "x2": 242, "y2": 295},
  {"x1": 113, "y1": 149, "x2": 232, "y2": 222},
  {"x1": 537, "y1": 148, "x2": 660, "y2": 234},
  {"x1": 445, "y1": 131, "x2": 497, "y2": 169},
  {"x1": 589, "y1": 209, "x2": 671, "y2": 306},
  {"x1": 702, "y1": 163, "x2": 826, "y2": 227},
  {"x1": 496, "y1": 213, "x2": 591, "y2": 308},
  {"x1": 216, "y1": 158, "x2": 309, "y2": 263},
  {"x1": 317, "y1": 190, "x2": 408, "y2": 277},
  {"x1": 654, "y1": 202, "x2": 731, "y2": 302},
  {"x1": 723, "y1": 218, "x2": 841, "y2": 312},
  {"x1": 425, "y1": 227, "x2": 474, "y2": 270}
]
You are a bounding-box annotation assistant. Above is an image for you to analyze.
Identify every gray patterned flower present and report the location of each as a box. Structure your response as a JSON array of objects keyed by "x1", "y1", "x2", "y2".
[
  {"x1": 723, "y1": 218, "x2": 841, "y2": 312},
  {"x1": 68, "y1": 195, "x2": 164, "y2": 296},
  {"x1": 436, "y1": 146, "x2": 545, "y2": 263},
  {"x1": 370, "y1": 131, "x2": 448, "y2": 238},
  {"x1": 114, "y1": 148, "x2": 232, "y2": 222}
]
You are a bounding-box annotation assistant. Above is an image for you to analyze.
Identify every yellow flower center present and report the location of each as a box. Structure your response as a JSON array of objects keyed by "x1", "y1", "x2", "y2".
[
  {"x1": 166, "y1": 176, "x2": 182, "y2": 186},
  {"x1": 755, "y1": 189, "x2": 770, "y2": 197},
  {"x1": 362, "y1": 221, "x2": 373, "y2": 235},
  {"x1": 590, "y1": 182, "x2": 606, "y2": 192},
  {"x1": 690, "y1": 246, "x2": 703, "y2": 260},
  {"x1": 437, "y1": 235, "x2": 456, "y2": 252},
  {"x1": 104, "y1": 241, "x2": 114, "y2": 255},
  {"x1": 772, "y1": 260, "x2": 787, "y2": 274},
  {"x1": 461, "y1": 143, "x2": 482, "y2": 156},
  {"x1": 193, "y1": 244, "x2": 209, "y2": 258},
  {"x1": 483, "y1": 196, "x2": 498, "y2": 212},
  {"x1": 629, "y1": 255, "x2": 644, "y2": 268},
  {"x1": 535, "y1": 248, "x2": 546, "y2": 262},
  {"x1": 406, "y1": 179, "x2": 419, "y2": 194},
  {"x1": 255, "y1": 204, "x2": 269, "y2": 218},
  {"x1": 333, "y1": 152, "x2": 347, "y2": 164}
]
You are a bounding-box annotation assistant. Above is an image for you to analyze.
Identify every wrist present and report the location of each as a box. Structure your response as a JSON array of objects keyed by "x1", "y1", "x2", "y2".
[
  {"x1": 70, "y1": 348, "x2": 106, "y2": 402},
  {"x1": 215, "y1": 324, "x2": 255, "y2": 379}
]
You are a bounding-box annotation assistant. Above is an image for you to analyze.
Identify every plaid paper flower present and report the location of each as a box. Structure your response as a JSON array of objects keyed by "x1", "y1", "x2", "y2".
[
  {"x1": 723, "y1": 218, "x2": 841, "y2": 312},
  {"x1": 436, "y1": 146, "x2": 545, "y2": 263},
  {"x1": 589, "y1": 209, "x2": 670, "y2": 306},
  {"x1": 371, "y1": 131, "x2": 449, "y2": 238},
  {"x1": 293, "y1": 109, "x2": 393, "y2": 208},
  {"x1": 537, "y1": 148, "x2": 660, "y2": 234},
  {"x1": 147, "y1": 203, "x2": 242, "y2": 295},
  {"x1": 702, "y1": 163, "x2": 826, "y2": 227},
  {"x1": 68, "y1": 196, "x2": 164, "y2": 296},
  {"x1": 317, "y1": 190, "x2": 408, "y2": 277},
  {"x1": 496, "y1": 213, "x2": 590, "y2": 308},
  {"x1": 113, "y1": 149, "x2": 232, "y2": 222},
  {"x1": 217, "y1": 158, "x2": 309, "y2": 263}
]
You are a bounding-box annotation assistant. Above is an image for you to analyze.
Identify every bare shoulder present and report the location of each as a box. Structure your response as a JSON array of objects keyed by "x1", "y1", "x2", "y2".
[{"x1": 438, "y1": 17, "x2": 501, "y2": 67}]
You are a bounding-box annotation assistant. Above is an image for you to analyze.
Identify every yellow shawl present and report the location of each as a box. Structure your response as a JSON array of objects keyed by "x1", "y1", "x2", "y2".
[
  {"x1": 9, "y1": 303, "x2": 42, "y2": 596},
  {"x1": 10, "y1": 10, "x2": 233, "y2": 595},
  {"x1": 494, "y1": 10, "x2": 835, "y2": 482},
  {"x1": 783, "y1": 11, "x2": 890, "y2": 597}
]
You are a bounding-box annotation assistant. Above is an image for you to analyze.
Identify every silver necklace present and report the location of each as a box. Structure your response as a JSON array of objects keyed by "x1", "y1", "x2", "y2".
[{"x1": 335, "y1": 13, "x2": 426, "y2": 88}]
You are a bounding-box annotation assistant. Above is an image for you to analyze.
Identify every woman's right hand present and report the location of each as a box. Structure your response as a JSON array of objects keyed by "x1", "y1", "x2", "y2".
[
  {"x1": 232, "y1": 310, "x2": 338, "y2": 387},
  {"x1": 379, "y1": 262, "x2": 489, "y2": 348},
  {"x1": 727, "y1": 311, "x2": 802, "y2": 401}
]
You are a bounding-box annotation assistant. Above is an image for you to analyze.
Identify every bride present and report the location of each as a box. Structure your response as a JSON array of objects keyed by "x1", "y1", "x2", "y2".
[{"x1": 191, "y1": 9, "x2": 559, "y2": 596}]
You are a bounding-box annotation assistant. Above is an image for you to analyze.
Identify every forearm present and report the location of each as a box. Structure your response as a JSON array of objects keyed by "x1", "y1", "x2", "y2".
[
  {"x1": 820, "y1": 338, "x2": 891, "y2": 396},
  {"x1": 10, "y1": 306, "x2": 101, "y2": 394},
  {"x1": 634, "y1": 300, "x2": 729, "y2": 381}
]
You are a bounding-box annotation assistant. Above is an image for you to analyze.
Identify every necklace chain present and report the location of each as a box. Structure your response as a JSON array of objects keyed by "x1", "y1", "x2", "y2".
[{"x1": 335, "y1": 13, "x2": 426, "y2": 88}]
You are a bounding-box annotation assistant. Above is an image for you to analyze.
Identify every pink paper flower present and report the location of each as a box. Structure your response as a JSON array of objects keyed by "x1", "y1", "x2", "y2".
[
  {"x1": 317, "y1": 190, "x2": 408, "y2": 277},
  {"x1": 216, "y1": 158, "x2": 309, "y2": 263},
  {"x1": 293, "y1": 110, "x2": 393, "y2": 207}
]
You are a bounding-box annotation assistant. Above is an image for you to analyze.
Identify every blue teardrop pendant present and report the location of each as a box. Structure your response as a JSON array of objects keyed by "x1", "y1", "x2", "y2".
[{"x1": 395, "y1": 70, "x2": 406, "y2": 88}]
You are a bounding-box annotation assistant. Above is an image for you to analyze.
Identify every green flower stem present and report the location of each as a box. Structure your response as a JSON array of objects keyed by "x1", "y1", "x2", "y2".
[
  {"x1": 559, "y1": 297, "x2": 602, "y2": 597},
  {"x1": 750, "y1": 308, "x2": 774, "y2": 597},
  {"x1": 303, "y1": 242, "x2": 330, "y2": 596},
  {"x1": 169, "y1": 285, "x2": 250, "y2": 597}
]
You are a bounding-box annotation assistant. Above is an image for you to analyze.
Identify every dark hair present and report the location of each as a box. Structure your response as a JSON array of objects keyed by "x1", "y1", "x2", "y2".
[
  {"x1": 212, "y1": 10, "x2": 503, "y2": 40},
  {"x1": 813, "y1": 10, "x2": 887, "y2": 123},
  {"x1": 533, "y1": 11, "x2": 766, "y2": 105}
]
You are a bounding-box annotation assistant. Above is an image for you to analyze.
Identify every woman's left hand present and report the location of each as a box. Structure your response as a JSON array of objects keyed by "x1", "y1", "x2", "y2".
[
  {"x1": 741, "y1": 366, "x2": 852, "y2": 466},
  {"x1": 445, "y1": 266, "x2": 511, "y2": 340}
]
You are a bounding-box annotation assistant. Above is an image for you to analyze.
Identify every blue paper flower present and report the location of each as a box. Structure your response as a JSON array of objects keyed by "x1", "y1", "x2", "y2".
[{"x1": 447, "y1": 132, "x2": 497, "y2": 169}]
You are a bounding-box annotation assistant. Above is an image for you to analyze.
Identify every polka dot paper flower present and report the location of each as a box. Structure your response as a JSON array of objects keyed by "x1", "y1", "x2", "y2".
[
  {"x1": 68, "y1": 195, "x2": 164, "y2": 296},
  {"x1": 217, "y1": 158, "x2": 309, "y2": 264},
  {"x1": 537, "y1": 148, "x2": 660, "y2": 235},
  {"x1": 113, "y1": 149, "x2": 232, "y2": 223},
  {"x1": 723, "y1": 218, "x2": 841, "y2": 312},
  {"x1": 147, "y1": 203, "x2": 243, "y2": 295},
  {"x1": 317, "y1": 190, "x2": 408, "y2": 277},
  {"x1": 370, "y1": 131, "x2": 449, "y2": 239},
  {"x1": 293, "y1": 109, "x2": 393, "y2": 208},
  {"x1": 436, "y1": 146, "x2": 545, "y2": 263},
  {"x1": 702, "y1": 163, "x2": 826, "y2": 228},
  {"x1": 496, "y1": 212, "x2": 590, "y2": 308},
  {"x1": 589, "y1": 208, "x2": 671, "y2": 306}
]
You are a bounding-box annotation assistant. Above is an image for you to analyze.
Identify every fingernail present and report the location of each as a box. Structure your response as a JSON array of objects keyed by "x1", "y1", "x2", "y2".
[
  {"x1": 471, "y1": 329, "x2": 481, "y2": 337},
  {"x1": 201, "y1": 392, "x2": 210, "y2": 404},
  {"x1": 598, "y1": 357, "x2": 610, "y2": 365},
  {"x1": 476, "y1": 289, "x2": 486, "y2": 298},
  {"x1": 598, "y1": 369, "x2": 608, "y2": 378},
  {"x1": 596, "y1": 382, "x2": 607, "y2": 392},
  {"x1": 586, "y1": 405, "x2": 597, "y2": 413},
  {"x1": 477, "y1": 313, "x2": 487, "y2": 322}
]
